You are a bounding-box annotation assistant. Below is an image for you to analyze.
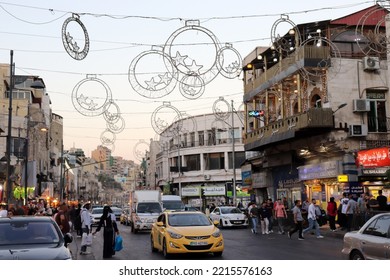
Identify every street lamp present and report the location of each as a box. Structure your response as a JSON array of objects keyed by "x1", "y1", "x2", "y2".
[{"x1": 231, "y1": 100, "x2": 237, "y2": 207}]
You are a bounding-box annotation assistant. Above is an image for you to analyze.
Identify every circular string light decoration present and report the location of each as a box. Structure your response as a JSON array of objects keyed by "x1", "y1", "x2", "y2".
[
  {"x1": 270, "y1": 15, "x2": 301, "y2": 53},
  {"x1": 72, "y1": 75, "x2": 112, "y2": 117},
  {"x1": 151, "y1": 102, "x2": 183, "y2": 136},
  {"x1": 128, "y1": 46, "x2": 178, "y2": 99},
  {"x1": 61, "y1": 14, "x2": 90, "y2": 60},
  {"x1": 213, "y1": 97, "x2": 231, "y2": 121},
  {"x1": 216, "y1": 43, "x2": 242, "y2": 79},
  {"x1": 133, "y1": 140, "x2": 150, "y2": 162}
]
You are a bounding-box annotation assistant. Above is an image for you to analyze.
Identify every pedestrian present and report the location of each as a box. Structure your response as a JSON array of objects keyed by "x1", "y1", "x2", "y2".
[
  {"x1": 80, "y1": 202, "x2": 92, "y2": 255},
  {"x1": 365, "y1": 194, "x2": 379, "y2": 221},
  {"x1": 259, "y1": 202, "x2": 270, "y2": 234},
  {"x1": 376, "y1": 190, "x2": 388, "y2": 211},
  {"x1": 357, "y1": 193, "x2": 367, "y2": 228},
  {"x1": 287, "y1": 200, "x2": 304, "y2": 240},
  {"x1": 68, "y1": 205, "x2": 77, "y2": 232},
  {"x1": 93, "y1": 205, "x2": 119, "y2": 259},
  {"x1": 339, "y1": 192, "x2": 349, "y2": 230},
  {"x1": 302, "y1": 199, "x2": 324, "y2": 238},
  {"x1": 266, "y1": 199, "x2": 274, "y2": 233},
  {"x1": 54, "y1": 203, "x2": 70, "y2": 235},
  {"x1": 326, "y1": 197, "x2": 337, "y2": 231},
  {"x1": 274, "y1": 198, "x2": 287, "y2": 234},
  {"x1": 0, "y1": 203, "x2": 7, "y2": 217},
  {"x1": 74, "y1": 203, "x2": 82, "y2": 237},
  {"x1": 345, "y1": 193, "x2": 357, "y2": 232},
  {"x1": 249, "y1": 203, "x2": 259, "y2": 234}
]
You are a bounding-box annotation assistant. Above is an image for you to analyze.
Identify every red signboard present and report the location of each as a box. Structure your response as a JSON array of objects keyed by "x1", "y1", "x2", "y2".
[{"x1": 356, "y1": 147, "x2": 390, "y2": 167}]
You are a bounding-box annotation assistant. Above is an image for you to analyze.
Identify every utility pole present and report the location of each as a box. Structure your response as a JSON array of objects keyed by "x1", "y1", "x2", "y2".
[{"x1": 231, "y1": 100, "x2": 237, "y2": 207}]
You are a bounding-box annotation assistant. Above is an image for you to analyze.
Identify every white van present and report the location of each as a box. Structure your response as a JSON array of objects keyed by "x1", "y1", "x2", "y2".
[{"x1": 161, "y1": 195, "x2": 184, "y2": 211}]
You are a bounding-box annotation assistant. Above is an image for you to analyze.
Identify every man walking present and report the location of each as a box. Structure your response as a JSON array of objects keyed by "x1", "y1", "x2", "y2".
[
  {"x1": 288, "y1": 200, "x2": 304, "y2": 240},
  {"x1": 302, "y1": 199, "x2": 324, "y2": 238},
  {"x1": 80, "y1": 202, "x2": 92, "y2": 255},
  {"x1": 249, "y1": 203, "x2": 259, "y2": 234}
]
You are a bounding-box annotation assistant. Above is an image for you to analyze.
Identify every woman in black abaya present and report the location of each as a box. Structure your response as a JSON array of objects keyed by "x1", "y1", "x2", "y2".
[{"x1": 93, "y1": 205, "x2": 119, "y2": 259}]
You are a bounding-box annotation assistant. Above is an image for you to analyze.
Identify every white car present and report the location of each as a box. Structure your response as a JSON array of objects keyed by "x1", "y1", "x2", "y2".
[
  {"x1": 341, "y1": 213, "x2": 390, "y2": 260},
  {"x1": 209, "y1": 206, "x2": 248, "y2": 228},
  {"x1": 90, "y1": 207, "x2": 103, "y2": 227}
]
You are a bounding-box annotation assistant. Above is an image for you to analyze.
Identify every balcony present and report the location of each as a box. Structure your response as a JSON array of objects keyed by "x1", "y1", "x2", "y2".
[
  {"x1": 244, "y1": 108, "x2": 334, "y2": 151},
  {"x1": 244, "y1": 45, "x2": 330, "y2": 99}
]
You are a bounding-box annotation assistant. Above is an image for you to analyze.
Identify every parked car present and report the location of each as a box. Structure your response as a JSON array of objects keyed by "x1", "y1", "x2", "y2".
[
  {"x1": 151, "y1": 211, "x2": 224, "y2": 258},
  {"x1": 341, "y1": 213, "x2": 390, "y2": 260},
  {"x1": 90, "y1": 207, "x2": 103, "y2": 227},
  {"x1": 209, "y1": 206, "x2": 249, "y2": 228},
  {"x1": 0, "y1": 216, "x2": 73, "y2": 260}
]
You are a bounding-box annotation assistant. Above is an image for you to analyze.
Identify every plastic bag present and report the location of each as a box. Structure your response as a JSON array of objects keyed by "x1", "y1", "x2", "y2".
[
  {"x1": 114, "y1": 235, "x2": 123, "y2": 251},
  {"x1": 81, "y1": 232, "x2": 92, "y2": 247}
]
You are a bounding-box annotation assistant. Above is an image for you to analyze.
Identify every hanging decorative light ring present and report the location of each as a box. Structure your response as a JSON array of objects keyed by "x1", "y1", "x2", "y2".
[
  {"x1": 213, "y1": 96, "x2": 231, "y2": 121},
  {"x1": 61, "y1": 14, "x2": 90, "y2": 60},
  {"x1": 216, "y1": 43, "x2": 242, "y2": 79},
  {"x1": 151, "y1": 102, "x2": 182, "y2": 136}
]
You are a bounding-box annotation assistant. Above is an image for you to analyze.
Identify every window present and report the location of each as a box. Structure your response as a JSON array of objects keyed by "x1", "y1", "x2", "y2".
[
  {"x1": 333, "y1": 30, "x2": 369, "y2": 57},
  {"x1": 12, "y1": 137, "x2": 26, "y2": 159},
  {"x1": 228, "y1": 151, "x2": 246, "y2": 169},
  {"x1": 198, "y1": 131, "x2": 204, "y2": 146},
  {"x1": 367, "y1": 90, "x2": 387, "y2": 132},
  {"x1": 204, "y1": 153, "x2": 224, "y2": 170},
  {"x1": 190, "y1": 132, "x2": 195, "y2": 147},
  {"x1": 185, "y1": 154, "x2": 200, "y2": 171},
  {"x1": 363, "y1": 215, "x2": 390, "y2": 238},
  {"x1": 207, "y1": 130, "x2": 216, "y2": 146}
]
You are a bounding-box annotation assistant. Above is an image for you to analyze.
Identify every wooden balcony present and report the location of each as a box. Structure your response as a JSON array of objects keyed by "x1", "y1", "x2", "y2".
[
  {"x1": 244, "y1": 108, "x2": 334, "y2": 151},
  {"x1": 244, "y1": 45, "x2": 330, "y2": 98}
]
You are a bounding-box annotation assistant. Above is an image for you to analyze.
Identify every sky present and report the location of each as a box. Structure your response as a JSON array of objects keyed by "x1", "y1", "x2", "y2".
[{"x1": 0, "y1": 0, "x2": 377, "y2": 163}]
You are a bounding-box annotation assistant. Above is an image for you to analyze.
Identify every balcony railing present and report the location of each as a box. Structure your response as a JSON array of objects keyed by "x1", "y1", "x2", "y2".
[
  {"x1": 244, "y1": 45, "x2": 330, "y2": 95},
  {"x1": 244, "y1": 108, "x2": 334, "y2": 150}
]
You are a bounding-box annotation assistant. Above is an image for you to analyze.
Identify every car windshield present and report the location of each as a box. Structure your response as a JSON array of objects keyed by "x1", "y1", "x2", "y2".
[
  {"x1": 137, "y1": 202, "x2": 162, "y2": 213},
  {"x1": 163, "y1": 201, "x2": 184, "y2": 211},
  {"x1": 92, "y1": 208, "x2": 103, "y2": 214},
  {"x1": 220, "y1": 207, "x2": 242, "y2": 214},
  {"x1": 0, "y1": 221, "x2": 60, "y2": 246},
  {"x1": 112, "y1": 208, "x2": 122, "y2": 215},
  {"x1": 168, "y1": 213, "x2": 212, "y2": 227}
]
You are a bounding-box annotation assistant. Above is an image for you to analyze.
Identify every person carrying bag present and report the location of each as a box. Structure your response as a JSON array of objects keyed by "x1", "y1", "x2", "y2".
[{"x1": 93, "y1": 205, "x2": 119, "y2": 259}]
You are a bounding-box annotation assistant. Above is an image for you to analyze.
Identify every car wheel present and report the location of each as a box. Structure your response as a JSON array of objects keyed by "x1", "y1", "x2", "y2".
[
  {"x1": 350, "y1": 250, "x2": 365, "y2": 260},
  {"x1": 162, "y1": 238, "x2": 171, "y2": 259},
  {"x1": 214, "y1": 251, "x2": 223, "y2": 257},
  {"x1": 151, "y1": 235, "x2": 158, "y2": 253}
]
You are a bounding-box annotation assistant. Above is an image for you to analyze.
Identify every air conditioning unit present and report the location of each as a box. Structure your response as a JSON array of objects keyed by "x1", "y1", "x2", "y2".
[
  {"x1": 349, "y1": 124, "x2": 368, "y2": 137},
  {"x1": 204, "y1": 174, "x2": 211, "y2": 180},
  {"x1": 363, "y1": 56, "x2": 380, "y2": 71},
  {"x1": 353, "y1": 99, "x2": 370, "y2": 112}
]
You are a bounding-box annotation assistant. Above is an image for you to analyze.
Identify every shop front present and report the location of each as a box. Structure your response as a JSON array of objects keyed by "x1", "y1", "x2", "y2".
[
  {"x1": 272, "y1": 165, "x2": 302, "y2": 210},
  {"x1": 298, "y1": 160, "x2": 344, "y2": 209},
  {"x1": 356, "y1": 147, "x2": 390, "y2": 201},
  {"x1": 182, "y1": 184, "x2": 227, "y2": 208}
]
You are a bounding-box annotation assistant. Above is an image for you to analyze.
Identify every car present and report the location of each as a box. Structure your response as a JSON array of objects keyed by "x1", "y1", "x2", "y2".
[
  {"x1": 90, "y1": 207, "x2": 103, "y2": 227},
  {"x1": 209, "y1": 206, "x2": 249, "y2": 228},
  {"x1": 111, "y1": 207, "x2": 123, "y2": 221},
  {"x1": 341, "y1": 213, "x2": 390, "y2": 260},
  {"x1": 150, "y1": 211, "x2": 224, "y2": 258},
  {"x1": 120, "y1": 208, "x2": 130, "y2": 225},
  {"x1": 0, "y1": 216, "x2": 73, "y2": 260}
]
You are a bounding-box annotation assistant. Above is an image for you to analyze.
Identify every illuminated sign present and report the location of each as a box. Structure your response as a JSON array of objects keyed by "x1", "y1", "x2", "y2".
[
  {"x1": 248, "y1": 110, "x2": 264, "y2": 118},
  {"x1": 356, "y1": 147, "x2": 390, "y2": 167},
  {"x1": 337, "y1": 175, "x2": 349, "y2": 182}
]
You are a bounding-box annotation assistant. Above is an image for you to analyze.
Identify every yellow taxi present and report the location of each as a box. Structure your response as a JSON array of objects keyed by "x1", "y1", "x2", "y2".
[{"x1": 150, "y1": 211, "x2": 224, "y2": 258}]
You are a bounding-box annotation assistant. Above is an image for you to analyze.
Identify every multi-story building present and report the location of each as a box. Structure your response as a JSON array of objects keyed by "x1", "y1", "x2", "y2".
[
  {"x1": 91, "y1": 145, "x2": 112, "y2": 175},
  {"x1": 0, "y1": 63, "x2": 54, "y2": 205},
  {"x1": 242, "y1": 4, "x2": 390, "y2": 208},
  {"x1": 155, "y1": 112, "x2": 247, "y2": 208}
]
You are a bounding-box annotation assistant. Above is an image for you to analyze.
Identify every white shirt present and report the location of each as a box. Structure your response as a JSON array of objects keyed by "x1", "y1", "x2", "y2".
[
  {"x1": 307, "y1": 203, "x2": 317, "y2": 220},
  {"x1": 0, "y1": 209, "x2": 8, "y2": 217},
  {"x1": 81, "y1": 208, "x2": 92, "y2": 228}
]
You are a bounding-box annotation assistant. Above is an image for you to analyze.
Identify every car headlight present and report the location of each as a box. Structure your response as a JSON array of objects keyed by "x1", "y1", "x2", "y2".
[
  {"x1": 167, "y1": 230, "x2": 183, "y2": 239},
  {"x1": 212, "y1": 229, "x2": 221, "y2": 238}
]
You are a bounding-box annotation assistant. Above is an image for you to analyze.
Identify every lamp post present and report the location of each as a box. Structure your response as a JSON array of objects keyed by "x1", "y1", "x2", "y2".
[{"x1": 5, "y1": 50, "x2": 14, "y2": 206}]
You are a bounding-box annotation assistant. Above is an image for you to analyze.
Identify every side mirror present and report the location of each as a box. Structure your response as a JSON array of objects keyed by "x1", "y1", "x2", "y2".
[
  {"x1": 156, "y1": 221, "x2": 164, "y2": 227},
  {"x1": 64, "y1": 232, "x2": 73, "y2": 247}
]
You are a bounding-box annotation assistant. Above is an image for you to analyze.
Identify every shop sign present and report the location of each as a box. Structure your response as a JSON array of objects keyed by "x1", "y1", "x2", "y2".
[
  {"x1": 357, "y1": 147, "x2": 390, "y2": 167},
  {"x1": 181, "y1": 187, "x2": 200, "y2": 197},
  {"x1": 361, "y1": 167, "x2": 388, "y2": 176},
  {"x1": 298, "y1": 161, "x2": 342, "y2": 180},
  {"x1": 312, "y1": 186, "x2": 322, "y2": 192},
  {"x1": 203, "y1": 186, "x2": 225, "y2": 196},
  {"x1": 337, "y1": 175, "x2": 349, "y2": 182},
  {"x1": 241, "y1": 170, "x2": 252, "y2": 186}
]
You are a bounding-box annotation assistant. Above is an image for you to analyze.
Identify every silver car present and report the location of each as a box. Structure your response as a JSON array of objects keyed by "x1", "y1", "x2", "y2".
[
  {"x1": 0, "y1": 216, "x2": 73, "y2": 260},
  {"x1": 341, "y1": 213, "x2": 390, "y2": 260}
]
